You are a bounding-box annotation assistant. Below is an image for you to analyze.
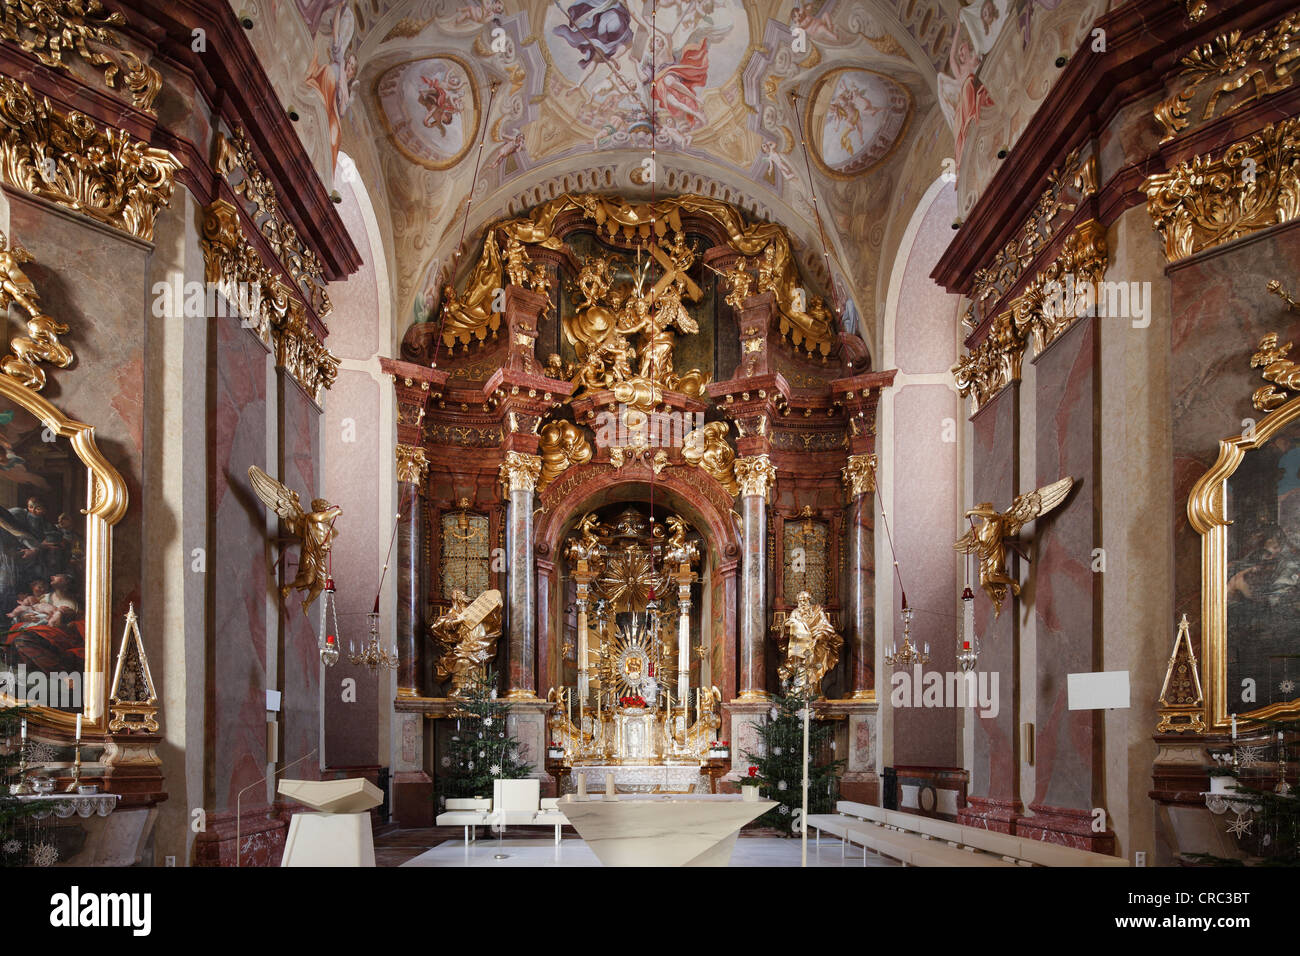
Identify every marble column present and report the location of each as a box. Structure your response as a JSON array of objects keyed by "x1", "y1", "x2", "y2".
[
  {"x1": 842, "y1": 453, "x2": 877, "y2": 699},
  {"x1": 500, "y1": 452, "x2": 542, "y2": 698},
  {"x1": 733, "y1": 456, "x2": 777, "y2": 700},
  {"x1": 395, "y1": 444, "x2": 429, "y2": 697}
]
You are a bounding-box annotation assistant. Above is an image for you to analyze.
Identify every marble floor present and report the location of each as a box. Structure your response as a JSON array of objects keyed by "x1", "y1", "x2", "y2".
[{"x1": 395, "y1": 834, "x2": 900, "y2": 867}]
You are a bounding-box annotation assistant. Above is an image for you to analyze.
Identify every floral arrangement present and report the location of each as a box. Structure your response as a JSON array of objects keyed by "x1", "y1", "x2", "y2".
[
  {"x1": 741, "y1": 765, "x2": 762, "y2": 789},
  {"x1": 619, "y1": 695, "x2": 646, "y2": 709}
]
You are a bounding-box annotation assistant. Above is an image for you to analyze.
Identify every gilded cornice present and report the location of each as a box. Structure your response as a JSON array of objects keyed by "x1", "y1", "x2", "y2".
[
  {"x1": 499, "y1": 451, "x2": 542, "y2": 494},
  {"x1": 201, "y1": 199, "x2": 339, "y2": 404},
  {"x1": 0, "y1": 0, "x2": 161, "y2": 112},
  {"x1": 0, "y1": 75, "x2": 178, "y2": 240},
  {"x1": 842, "y1": 453, "x2": 877, "y2": 498},
  {"x1": 215, "y1": 127, "x2": 331, "y2": 319},
  {"x1": 967, "y1": 148, "x2": 1098, "y2": 324},
  {"x1": 1142, "y1": 118, "x2": 1300, "y2": 262},
  {"x1": 733, "y1": 454, "x2": 777, "y2": 500},
  {"x1": 395, "y1": 443, "x2": 430, "y2": 485},
  {"x1": 954, "y1": 220, "x2": 1108, "y2": 415},
  {"x1": 1155, "y1": 12, "x2": 1300, "y2": 144},
  {"x1": 0, "y1": 228, "x2": 70, "y2": 391}
]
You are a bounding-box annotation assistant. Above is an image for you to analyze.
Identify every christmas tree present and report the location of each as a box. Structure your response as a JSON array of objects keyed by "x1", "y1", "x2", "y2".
[
  {"x1": 0, "y1": 707, "x2": 38, "y2": 867},
  {"x1": 437, "y1": 670, "x2": 534, "y2": 806},
  {"x1": 740, "y1": 692, "x2": 843, "y2": 835}
]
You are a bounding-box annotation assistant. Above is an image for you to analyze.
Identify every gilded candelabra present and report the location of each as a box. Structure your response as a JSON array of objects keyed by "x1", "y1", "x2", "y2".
[
  {"x1": 884, "y1": 606, "x2": 929, "y2": 668},
  {"x1": 349, "y1": 611, "x2": 399, "y2": 671}
]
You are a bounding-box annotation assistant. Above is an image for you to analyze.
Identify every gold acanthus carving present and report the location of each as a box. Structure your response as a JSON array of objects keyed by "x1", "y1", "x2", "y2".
[
  {"x1": 1250, "y1": 332, "x2": 1300, "y2": 412},
  {"x1": 201, "y1": 200, "x2": 339, "y2": 403},
  {"x1": 537, "y1": 419, "x2": 592, "y2": 490},
  {"x1": 842, "y1": 453, "x2": 877, "y2": 498},
  {"x1": 953, "y1": 477, "x2": 1074, "y2": 617},
  {"x1": 0, "y1": 229, "x2": 71, "y2": 391},
  {"x1": 734, "y1": 454, "x2": 777, "y2": 500},
  {"x1": 395, "y1": 443, "x2": 430, "y2": 485},
  {"x1": 967, "y1": 148, "x2": 1098, "y2": 320},
  {"x1": 681, "y1": 420, "x2": 738, "y2": 494},
  {"x1": 442, "y1": 193, "x2": 837, "y2": 353},
  {"x1": 215, "y1": 127, "x2": 331, "y2": 318},
  {"x1": 0, "y1": 76, "x2": 179, "y2": 241},
  {"x1": 499, "y1": 451, "x2": 542, "y2": 493},
  {"x1": 1155, "y1": 13, "x2": 1299, "y2": 144},
  {"x1": 1142, "y1": 118, "x2": 1300, "y2": 262},
  {"x1": 247, "y1": 466, "x2": 342, "y2": 616},
  {"x1": 0, "y1": 0, "x2": 161, "y2": 113},
  {"x1": 954, "y1": 220, "x2": 1108, "y2": 415},
  {"x1": 1182, "y1": 0, "x2": 1207, "y2": 22}
]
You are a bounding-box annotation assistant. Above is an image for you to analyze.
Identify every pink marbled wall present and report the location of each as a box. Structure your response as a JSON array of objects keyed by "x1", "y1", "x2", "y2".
[
  {"x1": 280, "y1": 376, "x2": 322, "y2": 776},
  {"x1": 969, "y1": 385, "x2": 1018, "y2": 801},
  {"x1": 1032, "y1": 316, "x2": 1096, "y2": 811},
  {"x1": 212, "y1": 319, "x2": 271, "y2": 810}
]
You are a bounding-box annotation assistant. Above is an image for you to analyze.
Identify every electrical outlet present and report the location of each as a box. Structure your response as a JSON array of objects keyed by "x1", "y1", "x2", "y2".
[
  {"x1": 164, "y1": 855, "x2": 176, "y2": 867},
  {"x1": 1134, "y1": 851, "x2": 1147, "y2": 867}
]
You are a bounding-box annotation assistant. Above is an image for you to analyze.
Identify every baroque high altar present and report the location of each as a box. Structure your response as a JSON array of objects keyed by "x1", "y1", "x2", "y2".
[{"x1": 383, "y1": 192, "x2": 894, "y2": 807}]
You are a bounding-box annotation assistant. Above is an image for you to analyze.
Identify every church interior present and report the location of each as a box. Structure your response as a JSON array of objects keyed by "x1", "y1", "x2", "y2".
[{"x1": 0, "y1": 0, "x2": 1296, "y2": 885}]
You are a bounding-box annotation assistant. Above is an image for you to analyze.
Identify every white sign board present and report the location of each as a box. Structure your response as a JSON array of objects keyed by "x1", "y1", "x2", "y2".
[{"x1": 1067, "y1": 671, "x2": 1130, "y2": 710}]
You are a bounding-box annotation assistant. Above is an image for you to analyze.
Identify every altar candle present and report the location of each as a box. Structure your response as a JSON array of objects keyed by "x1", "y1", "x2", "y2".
[
  {"x1": 75, "y1": 714, "x2": 81, "y2": 741},
  {"x1": 20, "y1": 716, "x2": 26, "y2": 741},
  {"x1": 1231, "y1": 715, "x2": 1237, "y2": 739}
]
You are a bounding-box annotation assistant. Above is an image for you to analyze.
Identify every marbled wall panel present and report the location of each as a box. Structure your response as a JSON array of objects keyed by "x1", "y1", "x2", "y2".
[
  {"x1": 322, "y1": 369, "x2": 382, "y2": 767},
  {"x1": 890, "y1": 383, "x2": 962, "y2": 766},
  {"x1": 211, "y1": 318, "x2": 270, "y2": 810},
  {"x1": 969, "y1": 385, "x2": 1018, "y2": 800},
  {"x1": 1032, "y1": 317, "x2": 1096, "y2": 811},
  {"x1": 280, "y1": 376, "x2": 322, "y2": 776},
  {"x1": 1170, "y1": 225, "x2": 1300, "y2": 639}
]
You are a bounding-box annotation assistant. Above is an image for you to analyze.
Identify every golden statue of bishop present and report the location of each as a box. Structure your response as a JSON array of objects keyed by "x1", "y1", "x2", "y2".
[
  {"x1": 779, "y1": 591, "x2": 843, "y2": 698},
  {"x1": 431, "y1": 588, "x2": 503, "y2": 698}
]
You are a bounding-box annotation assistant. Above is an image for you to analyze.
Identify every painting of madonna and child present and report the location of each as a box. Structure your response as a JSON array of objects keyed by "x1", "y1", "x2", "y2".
[{"x1": 0, "y1": 396, "x2": 86, "y2": 710}]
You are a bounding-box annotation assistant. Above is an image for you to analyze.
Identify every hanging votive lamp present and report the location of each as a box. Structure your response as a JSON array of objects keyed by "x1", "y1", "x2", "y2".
[{"x1": 318, "y1": 578, "x2": 341, "y2": 666}]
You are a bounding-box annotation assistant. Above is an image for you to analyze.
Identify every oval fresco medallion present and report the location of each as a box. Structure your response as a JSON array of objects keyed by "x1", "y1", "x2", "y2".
[
  {"x1": 375, "y1": 55, "x2": 480, "y2": 170},
  {"x1": 806, "y1": 68, "x2": 911, "y2": 178}
]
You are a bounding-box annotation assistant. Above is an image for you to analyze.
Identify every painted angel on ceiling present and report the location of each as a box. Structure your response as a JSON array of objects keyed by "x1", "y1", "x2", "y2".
[
  {"x1": 646, "y1": 36, "x2": 710, "y2": 131},
  {"x1": 552, "y1": 0, "x2": 635, "y2": 70},
  {"x1": 418, "y1": 71, "x2": 463, "y2": 135}
]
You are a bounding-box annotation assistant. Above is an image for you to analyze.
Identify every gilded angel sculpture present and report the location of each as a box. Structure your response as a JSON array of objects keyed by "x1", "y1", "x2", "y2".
[
  {"x1": 779, "y1": 591, "x2": 843, "y2": 698},
  {"x1": 247, "y1": 465, "x2": 342, "y2": 615},
  {"x1": 431, "y1": 588, "x2": 503, "y2": 698},
  {"x1": 953, "y1": 476, "x2": 1075, "y2": 616}
]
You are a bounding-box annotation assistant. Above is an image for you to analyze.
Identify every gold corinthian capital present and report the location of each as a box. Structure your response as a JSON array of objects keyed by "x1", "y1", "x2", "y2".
[
  {"x1": 842, "y1": 453, "x2": 877, "y2": 498},
  {"x1": 499, "y1": 451, "x2": 542, "y2": 493},
  {"x1": 395, "y1": 444, "x2": 430, "y2": 485},
  {"x1": 733, "y1": 455, "x2": 777, "y2": 500}
]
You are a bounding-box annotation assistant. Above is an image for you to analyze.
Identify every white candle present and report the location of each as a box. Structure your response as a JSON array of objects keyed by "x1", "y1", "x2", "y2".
[
  {"x1": 20, "y1": 716, "x2": 26, "y2": 740},
  {"x1": 1231, "y1": 715, "x2": 1237, "y2": 739},
  {"x1": 605, "y1": 772, "x2": 615, "y2": 797},
  {"x1": 75, "y1": 714, "x2": 82, "y2": 741}
]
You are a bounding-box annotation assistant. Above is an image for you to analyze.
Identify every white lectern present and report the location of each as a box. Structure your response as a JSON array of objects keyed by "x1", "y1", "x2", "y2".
[{"x1": 278, "y1": 778, "x2": 383, "y2": 867}]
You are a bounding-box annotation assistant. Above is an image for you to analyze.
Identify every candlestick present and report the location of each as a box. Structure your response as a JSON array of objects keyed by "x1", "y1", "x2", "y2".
[{"x1": 63, "y1": 742, "x2": 82, "y2": 792}]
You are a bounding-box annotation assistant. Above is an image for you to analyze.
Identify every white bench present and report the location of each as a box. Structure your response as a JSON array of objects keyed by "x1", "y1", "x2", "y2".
[
  {"x1": 809, "y1": 801, "x2": 1128, "y2": 867},
  {"x1": 434, "y1": 781, "x2": 570, "y2": 845}
]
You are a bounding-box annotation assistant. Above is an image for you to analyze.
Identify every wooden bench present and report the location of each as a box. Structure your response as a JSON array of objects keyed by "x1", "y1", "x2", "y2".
[{"x1": 809, "y1": 800, "x2": 1129, "y2": 867}]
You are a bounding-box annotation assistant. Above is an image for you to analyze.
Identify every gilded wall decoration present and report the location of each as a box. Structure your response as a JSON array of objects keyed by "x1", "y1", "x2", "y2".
[
  {"x1": 1154, "y1": 13, "x2": 1299, "y2": 144},
  {"x1": 537, "y1": 419, "x2": 592, "y2": 490},
  {"x1": 201, "y1": 200, "x2": 339, "y2": 404},
  {"x1": 441, "y1": 193, "x2": 838, "y2": 354},
  {"x1": 1142, "y1": 118, "x2": 1300, "y2": 262},
  {"x1": 842, "y1": 453, "x2": 878, "y2": 498},
  {"x1": 681, "y1": 420, "x2": 738, "y2": 494},
  {"x1": 0, "y1": 0, "x2": 161, "y2": 113},
  {"x1": 0, "y1": 76, "x2": 179, "y2": 241},
  {"x1": 424, "y1": 422, "x2": 503, "y2": 447},
  {"x1": 967, "y1": 148, "x2": 1098, "y2": 322},
  {"x1": 395, "y1": 443, "x2": 430, "y2": 485},
  {"x1": 439, "y1": 509, "x2": 490, "y2": 602},
  {"x1": 952, "y1": 311, "x2": 1026, "y2": 415},
  {"x1": 215, "y1": 127, "x2": 331, "y2": 318},
  {"x1": 248, "y1": 466, "x2": 342, "y2": 616},
  {"x1": 499, "y1": 451, "x2": 542, "y2": 493},
  {"x1": 953, "y1": 476, "x2": 1074, "y2": 616},
  {"x1": 1250, "y1": 330, "x2": 1300, "y2": 412},
  {"x1": 0, "y1": 229, "x2": 70, "y2": 391}
]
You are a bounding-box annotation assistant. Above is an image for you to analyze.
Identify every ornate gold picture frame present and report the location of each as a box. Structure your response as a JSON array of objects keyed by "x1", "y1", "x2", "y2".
[
  {"x1": 0, "y1": 376, "x2": 127, "y2": 734},
  {"x1": 1189, "y1": 392, "x2": 1300, "y2": 730}
]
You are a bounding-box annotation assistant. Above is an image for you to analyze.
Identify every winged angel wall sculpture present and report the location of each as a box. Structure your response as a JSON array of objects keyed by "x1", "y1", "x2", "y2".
[
  {"x1": 953, "y1": 477, "x2": 1074, "y2": 617},
  {"x1": 248, "y1": 466, "x2": 342, "y2": 615}
]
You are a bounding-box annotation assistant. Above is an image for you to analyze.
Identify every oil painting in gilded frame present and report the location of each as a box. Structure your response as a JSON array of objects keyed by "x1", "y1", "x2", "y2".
[
  {"x1": 0, "y1": 376, "x2": 126, "y2": 734},
  {"x1": 1190, "y1": 392, "x2": 1300, "y2": 730}
]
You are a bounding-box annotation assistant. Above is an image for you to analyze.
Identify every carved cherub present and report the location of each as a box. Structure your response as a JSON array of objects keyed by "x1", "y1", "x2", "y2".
[
  {"x1": 248, "y1": 466, "x2": 342, "y2": 616},
  {"x1": 953, "y1": 477, "x2": 1074, "y2": 616}
]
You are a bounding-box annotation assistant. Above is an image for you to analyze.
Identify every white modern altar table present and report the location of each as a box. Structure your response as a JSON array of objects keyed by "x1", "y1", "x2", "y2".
[{"x1": 559, "y1": 793, "x2": 775, "y2": 867}]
